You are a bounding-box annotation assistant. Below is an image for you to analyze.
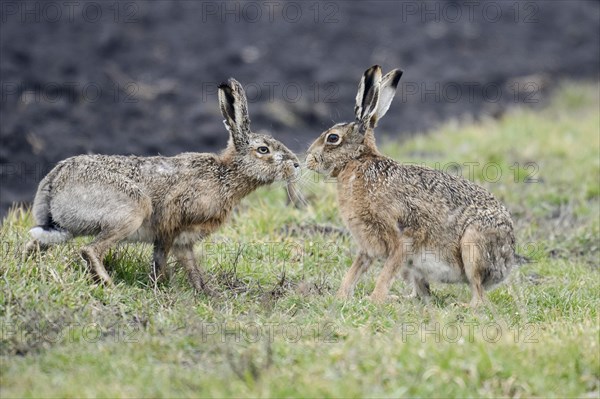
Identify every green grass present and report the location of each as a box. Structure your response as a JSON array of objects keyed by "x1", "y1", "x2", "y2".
[{"x1": 1, "y1": 82, "x2": 599, "y2": 398}]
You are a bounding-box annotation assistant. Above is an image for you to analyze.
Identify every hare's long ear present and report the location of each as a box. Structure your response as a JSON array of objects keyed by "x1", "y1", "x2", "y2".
[
  {"x1": 372, "y1": 69, "x2": 403, "y2": 126},
  {"x1": 354, "y1": 65, "x2": 382, "y2": 131},
  {"x1": 218, "y1": 78, "x2": 250, "y2": 151}
]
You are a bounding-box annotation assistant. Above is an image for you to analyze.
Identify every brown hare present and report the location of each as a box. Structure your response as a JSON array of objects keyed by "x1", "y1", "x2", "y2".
[
  {"x1": 25, "y1": 78, "x2": 300, "y2": 293},
  {"x1": 306, "y1": 65, "x2": 515, "y2": 306}
]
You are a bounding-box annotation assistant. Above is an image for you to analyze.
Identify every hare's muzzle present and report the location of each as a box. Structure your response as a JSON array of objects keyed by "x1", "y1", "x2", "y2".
[
  {"x1": 278, "y1": 158, "x2": 300, "y2": 181},
  {"x1": 304, "y1": 153, "x2": 318, "y2": 172}
]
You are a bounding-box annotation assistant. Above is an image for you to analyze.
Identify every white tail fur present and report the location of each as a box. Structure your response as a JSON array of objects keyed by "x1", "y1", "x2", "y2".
[{"x1": 29, "y1": 226, "x2": 72, "y2": 245}]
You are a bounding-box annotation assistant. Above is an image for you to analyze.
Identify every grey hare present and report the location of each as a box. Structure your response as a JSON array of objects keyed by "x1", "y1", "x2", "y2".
[
  {"x1": 306, "y1": 65, "x2": 515, "y2": 306},
  {"x1": 25, "y1": 78, "x2": 300, "y2": 293}
]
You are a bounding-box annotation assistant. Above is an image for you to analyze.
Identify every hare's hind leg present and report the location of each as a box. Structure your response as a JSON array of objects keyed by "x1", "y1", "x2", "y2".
[
  {"x1": 401, "y1": 267, "x2": 431, "y2": 302},
  {"x1": 173, "y1": 245, "x2": 212, "y2": 295},
  {"x1": 337, "y1": 251, "x2": 373, "y2": 299},
  {"x1": 81, "y1": 214, "x2": 146, "y2": 285},
  {"x1": 22, "y1": 240, "x2": 49, "y2": 260},
  {"x1": 150, "y1": 241, "x2": 172, "y2": 285},
  {"x1": 369, "y1": 246, "x2": 404, "y2": 303},
  {"x1": 461, "y1": 227, "x2": 486, "y2": 308},
  {"x1": 22, "y1": 239, "x2": 52, "y2": 265},
  {"x1": 411, "y1": 276, "x2": 432, "y2": 302},
  {"x1": 81, "y1": 243, "x2": 113, "y2": 285}
]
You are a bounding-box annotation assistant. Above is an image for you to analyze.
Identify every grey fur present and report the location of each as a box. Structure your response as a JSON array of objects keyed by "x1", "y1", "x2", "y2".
[
  {"x1": 306, "y1": 65, "x2": 516, "y2": 306},
  {"x1": 25, "y1": 78, "x2": 300, "y2": 292}
]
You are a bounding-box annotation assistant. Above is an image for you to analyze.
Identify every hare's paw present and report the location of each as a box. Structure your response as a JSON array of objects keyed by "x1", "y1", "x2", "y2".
[
  {"x1": 81, "y1": 247, "x2": 114, "y2": 286},
  {"x1": 452, "y1": 299, "x2": 484, "y2": 310},
  {"x1": 469, "y1": 297, "x2": 484, "y2": 309},
  {"x1": 189, "y1": 276, "x2": 217, "y2": 297},
  {"x1": 369, "y1": 294, "x2": 401, "y2": 304},
  {"x1": 403, "y1": 289, "x2": 418, "y2": 300},
  {"x1": 148, "y1": 270, "x2": 169, "y2": 287},
  {"x1": 335, "y1": 288, "x2": 353, "y2": 301},
  {"x1": 368, "y1": 292, "x2": 391, "y2": 304}
]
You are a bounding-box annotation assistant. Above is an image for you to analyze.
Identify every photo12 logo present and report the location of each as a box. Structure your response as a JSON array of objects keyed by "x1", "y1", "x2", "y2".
[
  {"x1": 200, "y1": 1, "x2": 340, "y2": 23},
  {"x1": 399, "y1": 81, "x2": 542, "y2": 104},
  {"x1": 400, "y1": 1, "x2": 539, "y2": 23},
  {"x1": 1, "y1": 2, "x2": 140, "y2": 24},
  {"x1": 199, "y1": 321, "x2": 339, "y2": 343},
  {"x1": 400, "y1": 321, "x2": 539, "y2": 344},
  {"x1": 1, "y1": 81, "x2": 141, "y2": 105},
  {"x1": 1, "y1": 321, "x2": 142, "y2": 345},
  {"x1": 200, "y1": 81, "x2": 339, "y2": 104}
]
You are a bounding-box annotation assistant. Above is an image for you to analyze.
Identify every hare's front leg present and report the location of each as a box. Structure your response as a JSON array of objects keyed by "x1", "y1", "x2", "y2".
[
  {"x1": 369, "y1": 246, "x2": 404, "y2": 303},
  {"x1": 401, "y1": 268, "x2": 432, "y2": 303},
  {"x1": 337, "y1": 251, "x2": 373, "y2": 299},
  {"x1": 461, "y1": 226, "x2": 487, "y2": 308},
  {"x1": 150, "y1": 241, "x2": 172, "y2": 285},
  {"x1": 411, "y1": 276, "x2": 432, "y2": 304},
  {"x1": 173, "y1": 245, "x2": 212, "y2": 295}
]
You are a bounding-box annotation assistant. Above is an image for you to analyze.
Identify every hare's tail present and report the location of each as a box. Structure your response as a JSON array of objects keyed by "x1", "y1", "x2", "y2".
[
  {"x1": 29, "y1": 163, "x2": 71, "y2": 245},
  {"x1": 29, "y1": 226, "x2": 71, "y2": 244}
]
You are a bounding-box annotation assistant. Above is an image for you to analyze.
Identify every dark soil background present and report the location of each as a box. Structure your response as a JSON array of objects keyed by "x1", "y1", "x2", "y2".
[{"x1": 1, "y1": 0, "x2": 599, "y2": 217}]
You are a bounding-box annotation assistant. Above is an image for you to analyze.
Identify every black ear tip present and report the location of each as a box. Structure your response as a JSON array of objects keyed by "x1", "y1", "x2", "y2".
[
  {"x1": 218, "y1": 82, "x2": 230, "y2": 90},
  {"x1": 365, "y1": 65, "x2": 381, "y2": 74},
  {"x1": 391, "y1": 69, "x2": 404, "y2": 86}
]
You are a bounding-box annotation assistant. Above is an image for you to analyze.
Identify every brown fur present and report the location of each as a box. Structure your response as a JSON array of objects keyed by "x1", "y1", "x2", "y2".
[
  {"x1": 306, "y1": 66, "x2": 515, "y2": 305},
  {"x1": 25, "y1": 79, "x2": 299, "y2": 293}
]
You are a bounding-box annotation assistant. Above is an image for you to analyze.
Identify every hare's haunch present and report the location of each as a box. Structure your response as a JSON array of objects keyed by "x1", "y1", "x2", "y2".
[
  {"x1": 306, "y1": 65, "x2": 515, "y2": 306},
  {"x1": 25, "y1": 79, "x2": 300, "y2": 293}
]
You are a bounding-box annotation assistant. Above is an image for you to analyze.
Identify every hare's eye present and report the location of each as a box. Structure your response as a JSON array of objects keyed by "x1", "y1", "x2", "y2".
[
  {"x1": 326, "y1": 134, "x2": 340, "y2": 144},
  {"x1": 257, "y1": 146, "x2": 270, "y2": 154}
]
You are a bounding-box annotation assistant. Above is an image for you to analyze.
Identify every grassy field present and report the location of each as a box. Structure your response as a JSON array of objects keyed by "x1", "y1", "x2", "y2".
[{"x1": 1, "y1": 83, "x2": 599, "y2": 398}]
